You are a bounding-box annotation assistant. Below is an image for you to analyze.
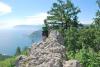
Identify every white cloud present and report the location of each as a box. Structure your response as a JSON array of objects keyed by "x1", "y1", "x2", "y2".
[
  {"x1": 0, "y1": 2, "x2": 12, "y2": 16},
  {"x1": 0, "y1": 12, "x2": 48, "y2": 29},
  {"x1": 0, "y1": 19, "x2": 25, "y2": 29},
  {"x1": 25, "y1": 13, "x2": 48, "y2": 25},
  {"x1": 0, "y1": 12, "x2": 94, "y2": 29},
  {"x1": 79, "y1": 20, "x2": 93, "y2": 24}
]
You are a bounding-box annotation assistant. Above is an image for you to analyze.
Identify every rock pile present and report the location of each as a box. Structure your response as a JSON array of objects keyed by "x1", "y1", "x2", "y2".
[{"x1": 16, "y1": 30, "x2": 81, "y2": 67}]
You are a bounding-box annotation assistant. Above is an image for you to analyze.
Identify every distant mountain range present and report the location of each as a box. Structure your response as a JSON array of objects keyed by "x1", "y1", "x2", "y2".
[
  {"x1": 29, "y1": 30, "x2": 42, "y2": 43},
  {"x1": 14, "y1": 25, "x2": 43, "y2": 43}
]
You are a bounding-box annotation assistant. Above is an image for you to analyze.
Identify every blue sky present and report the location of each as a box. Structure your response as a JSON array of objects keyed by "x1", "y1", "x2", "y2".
[{"x1": 0, "y1": 0, "x2": 99, "y2": 29}]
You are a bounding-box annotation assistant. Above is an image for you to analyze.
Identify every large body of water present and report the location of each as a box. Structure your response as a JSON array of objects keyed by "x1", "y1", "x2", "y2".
[{"x1": 0, "y1": 25, "x2": 42, "y2": 55}]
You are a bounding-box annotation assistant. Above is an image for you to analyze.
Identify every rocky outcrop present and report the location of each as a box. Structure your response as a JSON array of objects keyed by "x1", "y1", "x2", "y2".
[
  {"x1": 16, "y1": 30, "x2": 81, "y2": 67},
  {"x1": 63, "y1": 60, "x2": 82, "y2": 67}
]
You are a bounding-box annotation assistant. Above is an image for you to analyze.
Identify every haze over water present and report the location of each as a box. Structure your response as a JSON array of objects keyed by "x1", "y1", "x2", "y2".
[{"x1": 0, "y1": 25, "x2": 42, "y2": 55}]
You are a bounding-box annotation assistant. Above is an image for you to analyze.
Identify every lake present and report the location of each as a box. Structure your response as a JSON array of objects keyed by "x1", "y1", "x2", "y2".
[{"x1": 0, "y1": 25, "x2": 42, "y2": 55}]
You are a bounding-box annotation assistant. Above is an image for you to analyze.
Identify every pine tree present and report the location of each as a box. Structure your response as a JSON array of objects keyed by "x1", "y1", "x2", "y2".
[
  {"x1": 46, "y1": 0, "x2": 80, "y2": 29},
  {"x1": 94, "y1": 0, "x2": 100, "y2": 27},
  {"x1": 15, "y1": 47, "x2": 21, "y2": 56},
  {"x1": 97, "y1": 0, "x2": 100, "y2": 8}
]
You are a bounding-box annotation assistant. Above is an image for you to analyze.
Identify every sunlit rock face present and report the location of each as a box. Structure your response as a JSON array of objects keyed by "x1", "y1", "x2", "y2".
[
  {"x1": 63, "y1": 60, "x2": 82, "y2": 67},
  {"x1": 16, "y1": 30, "x2": 81, "y2": 67}
]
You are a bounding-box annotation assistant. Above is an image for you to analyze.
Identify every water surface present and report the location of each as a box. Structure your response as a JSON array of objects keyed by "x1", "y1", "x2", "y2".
[{"x1": 0, "y1": 25, "x2": 42, "y2": 55}]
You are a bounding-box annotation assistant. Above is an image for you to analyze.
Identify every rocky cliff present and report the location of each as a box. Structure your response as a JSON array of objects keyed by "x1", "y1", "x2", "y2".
[{"x1": 16, "y1": 30, "x2": 81, "y2": 67}]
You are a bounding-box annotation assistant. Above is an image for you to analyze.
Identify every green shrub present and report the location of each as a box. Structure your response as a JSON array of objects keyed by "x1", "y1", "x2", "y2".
[
  {"x1": 63, "y1": 27, "x2": 100, "y2": 67},
  {"x1": 0, "y1": 57, "x2": 16, "y2": 67},
  {"x1": 67, "y1": 48, "x2": 100, "y2": 67}
]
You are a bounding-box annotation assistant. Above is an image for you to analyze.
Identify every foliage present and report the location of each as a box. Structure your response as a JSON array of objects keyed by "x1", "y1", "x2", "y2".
[
  {"x1": 42, "y1": 20, "x2": 49, "y2": 37},
  {"x1": 47, "y1": 1, "x2": 100, "y2": 66},
  {"x1": 64, "y1": 27, "x2": 100, "y2": 52},
  {"x1": 46, "y1": 0, "x2": 80, "y2": 29},
  {"x1": 0, "y1": 54, "x2": 11, "y2": 61},
  {"x1": 21, "y1": 46, "x2": 30, "y2": 56},
  {"x1": 0, "y1": 0, "x2": 100, "y2": 67},
  {"x1": 97, "y1": 0, "x2": 100, "y2": 8},
  {"x1": 15, "y1": 47, "x2": 21, "y2": 56},
  {"x1": 94, "y1": 0, "x2": 100, "y2": 27},
  {"x1": 0, "y1": 57, "x2": 16, "y2": 67},
  {"x1": 0, "y1": 46, "x2": 29, "y2": 67},
  {"x1": 63, "y1": 27, "x2": 100, "y2": 67},
  {"x1": 64, "y1": 27, "x2": 78, "y2": 52},
  {"x1": 67, "y1": 48, "x2": 100, "y2": 67}
]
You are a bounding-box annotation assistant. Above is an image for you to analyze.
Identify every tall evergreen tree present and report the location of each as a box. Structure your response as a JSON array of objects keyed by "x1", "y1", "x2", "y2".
[
  {"x1": 15, "y1": 47, "x2": 21, "y2": 56},
  {"x1": 94, "y1": 0, "x2": 100, "y2": 27},
  {"x1": 97, "y1": 0, "x2": 100, "y2": 8},
  {"x1": 46, "y1": 0, "x2": 80, "y2": 29}
]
